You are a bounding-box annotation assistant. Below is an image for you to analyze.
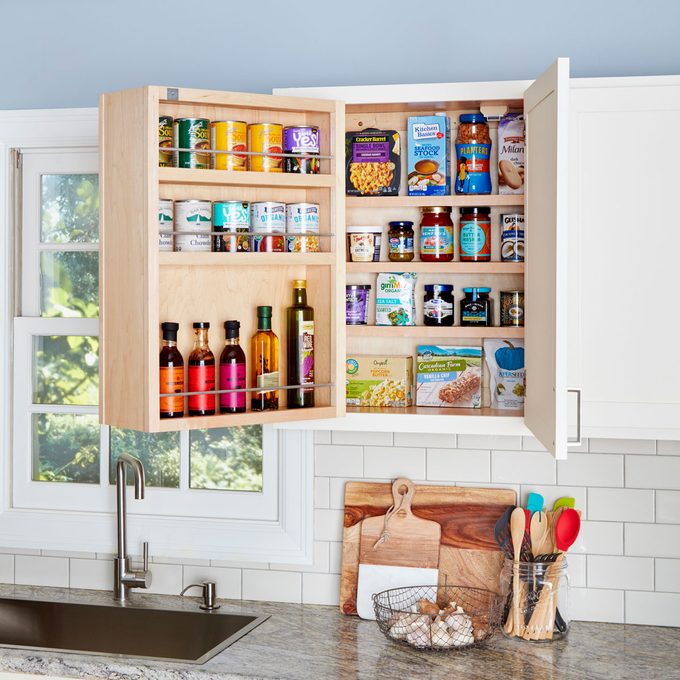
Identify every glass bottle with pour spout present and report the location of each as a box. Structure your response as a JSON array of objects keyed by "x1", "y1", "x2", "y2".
[
  {"x1": 286, "y1": 279, "x2": 315, "y2": 408},
  {"x1": 251, "y1": 306, "x2": 279, "y2": 411},
  {"x1": 188, "y1": 322, "x2": 215, "y2": 416}
]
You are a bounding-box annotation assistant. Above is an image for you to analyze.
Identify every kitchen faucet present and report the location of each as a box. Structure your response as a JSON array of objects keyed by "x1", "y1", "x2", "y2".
[{"x1": 113, "y1": 453, "x2": 152, "y2": 602}]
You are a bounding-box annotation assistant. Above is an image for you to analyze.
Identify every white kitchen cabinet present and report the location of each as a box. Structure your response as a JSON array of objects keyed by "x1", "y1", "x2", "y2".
[{"x1": 568, "y1": 76, "x2": 680, "y2": 440}]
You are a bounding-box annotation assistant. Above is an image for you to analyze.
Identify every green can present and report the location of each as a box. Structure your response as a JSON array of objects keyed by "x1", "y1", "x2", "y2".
[
  {"x1": 158, "y1": 116, "x2": 174, "y2": 167},
  {"x1": 173, "y1": 118, "x2": 210, "y2": 169}
]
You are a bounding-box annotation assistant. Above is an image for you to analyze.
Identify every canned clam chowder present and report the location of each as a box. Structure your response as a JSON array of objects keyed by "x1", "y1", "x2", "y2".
[
  {"x1": 159, "y1": 199, "x2": 174, "y2": 251},
  {"x1": 174, "y1": 200, "x2": 212, "y2": 252}
]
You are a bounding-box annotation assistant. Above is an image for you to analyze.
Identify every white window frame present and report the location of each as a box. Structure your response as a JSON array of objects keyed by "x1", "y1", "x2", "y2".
[{"x1": 0, "y1": 108, "x2": 313, "y2": 564}]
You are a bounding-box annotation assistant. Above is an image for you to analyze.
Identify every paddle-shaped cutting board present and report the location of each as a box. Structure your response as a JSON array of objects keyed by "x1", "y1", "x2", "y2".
[
  {"x1": 341, "y1": 481, "x2": 516, "y2": 615},
  {"x1": 356, "y1": 478, "x2": 440, "y2": 619}
]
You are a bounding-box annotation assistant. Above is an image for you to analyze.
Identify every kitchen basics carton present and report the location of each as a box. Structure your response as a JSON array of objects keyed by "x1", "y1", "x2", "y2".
[
  {"x1": 346, "y1": 355, "x2": 413, "y2": 407},
  {"x1": 407, "y1": 115, "x2": 450, "y2": 196},
  {"x1": 416, "y1": 345, "x2": 482, "y2": 408}
]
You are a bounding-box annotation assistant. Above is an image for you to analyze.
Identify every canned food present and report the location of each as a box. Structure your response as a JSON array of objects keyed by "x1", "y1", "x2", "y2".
[
  {"x1": 211, "y1": 120, "x2": 247, "y2": 171},
  {"x1": 285, "y1": 203, "x2": 320, "y2": 252},
  {"x1": 283, "y1": 126, "x2": 320, "y2": 174},
  {"x1": 159, "y1": 199, "x2": 174, "y2": 251},
  {"x1": 158, "y1": 116, "x2": 174, "y2": 167},
  {"x1": 251, "y1": 201, "x2": 285, "y2": 252},
  {"x1": 500, "y1": 214, "x2": 525, "y2": 262},
  {"x1": 173, "y1": 118, "x2": 210, "y2": 169},
  {"x1": 213, "y1": 201, "x2": 250, "y2": 252},
  {"x1": 248, "y1": 123, "x2": 283, "y2": 172},
  {"x1": 501, "y1": 290, "x2": 525, "y2": 327},
  {"x1": 174, "y1": 200, "x2": 212, "y2": 251}
]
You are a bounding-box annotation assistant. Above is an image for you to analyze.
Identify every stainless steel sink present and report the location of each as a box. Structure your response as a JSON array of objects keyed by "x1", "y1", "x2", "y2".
[{"x1": 0, "y1": 596, "x2": 268, "y2": 664}]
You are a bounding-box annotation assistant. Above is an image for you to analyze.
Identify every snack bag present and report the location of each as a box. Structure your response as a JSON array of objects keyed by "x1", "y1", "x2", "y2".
[
  {"x1": 375, "y1": 272, "x2": 417, "y2": 326},
  {"x1": 484, "y1": 339, "x2": 525, "y2": 409},
  {"x1": 498, "y1": 113, "x2": 525, "y2": 195},
  {"x1": 346, "y1": 129, "x2": 401, "y2": 196}
]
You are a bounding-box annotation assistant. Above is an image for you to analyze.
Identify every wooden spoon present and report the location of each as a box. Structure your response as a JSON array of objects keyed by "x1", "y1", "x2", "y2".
[
  {"x1": 530, "y1": 512, "x2": 549, "y2": 558},
  {"x1": 509, "y1": 506, "x2": 526, "y2": 636}
]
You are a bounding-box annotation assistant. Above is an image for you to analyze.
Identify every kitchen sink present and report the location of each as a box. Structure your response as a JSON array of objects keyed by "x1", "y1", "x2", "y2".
[{"x1": 0, "y1": 596, "x2": 268, "y2": 664}]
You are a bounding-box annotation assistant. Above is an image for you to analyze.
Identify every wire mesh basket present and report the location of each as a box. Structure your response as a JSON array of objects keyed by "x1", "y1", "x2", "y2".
[{"x1": 372, "y1": 585, "x2": 504, "y2": 651}]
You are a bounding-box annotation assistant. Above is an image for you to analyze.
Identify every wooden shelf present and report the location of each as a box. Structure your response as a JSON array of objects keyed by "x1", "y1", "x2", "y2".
[
  {"x1": 347, "y1": 261, "x2": 524, "y2": 274},
  {"x1": 159, "y1": 167, "x2": 335, "y2": 189},
  {"x1": 346, "y1": 195, "x2": 524, "y2": 209},
  {"x1": 346, "y1": 325, "x2": 523, "y2": 338},
  {"x1": 159, "y1": 252, "x2": 336, "y2": 267},
  {"x1": 348, "y1": 405, "x2": 524, "y2": 418}
]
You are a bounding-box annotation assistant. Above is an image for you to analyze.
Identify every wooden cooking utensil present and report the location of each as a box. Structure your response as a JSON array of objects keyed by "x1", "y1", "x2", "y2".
[{"x1": 509, "y1": 506, "x2": 527, "y2": 635}]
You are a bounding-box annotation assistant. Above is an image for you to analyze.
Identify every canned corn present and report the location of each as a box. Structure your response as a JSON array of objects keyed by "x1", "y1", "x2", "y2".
[
  {"x1": 158, "y1": 116, "x2": 174, "y2": 167},
  {"x1": 159, "y1": 199, "x2": 174, "y2": 251},
  {"x1": 211, "y1": 120, "x2": 247, "y2": 171},
  {"x1": 173, "y1": 118, "x2": 210, "y2": 169},
  {"x1": 213, "y1": 201, "x2": 250, "y2": 252},
  {"x1": 285, "y1": 203, "x2": 320, "y2": 252},
  {"x1": 248, "y1": 123, "x2": 283, "y2": 172},
  {"x1": 174, "y1": 200, "x2": 212, "y2": 251}
]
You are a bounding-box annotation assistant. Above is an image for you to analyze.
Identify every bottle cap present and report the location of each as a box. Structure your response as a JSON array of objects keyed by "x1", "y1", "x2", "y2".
[
  {"x1": 257, "y1": 306, "x2": 272, "y2": 317},
  {"x1": 421, "y1": 206, "x2": 451, "y2": 214},
  {"x1": 388, "y1": 221, "x2": 414, "y2": 228},
  {"x1": 224, "y1": 320, "x2": 240, "y2": 338},
  {"x1": 459, "y1": 113, "x2": 487, "y2": 124},
  {"x1": 193, "y1": 321, "x2": 210, "y2": 328},
  {"x1": 293, "y1": 279, "x2": 307, "y2": 288},
  {"x1": 425, "y1": 284, "x2": 453, "y2": 293},
  {"x1": 161, "y1": 322, "x2": 179, "y2": 341}
]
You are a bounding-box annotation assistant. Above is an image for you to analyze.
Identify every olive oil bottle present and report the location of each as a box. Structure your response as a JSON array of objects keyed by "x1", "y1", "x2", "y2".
[
  {"x1": 159, "y1": 322, "x2": 184, "y2": 418},
  {"x1": 188, "y1": 322, "x2": 215, "y2": 416},
  {"x1": 251, "y1": 306, "x2": 279, "y2": 411},
  {"x1": 286, "y1": 279, "x2": 314, "y2": 408},
  {"x1": 219, "y1": 320, "x2": 246, "y2": 414}
]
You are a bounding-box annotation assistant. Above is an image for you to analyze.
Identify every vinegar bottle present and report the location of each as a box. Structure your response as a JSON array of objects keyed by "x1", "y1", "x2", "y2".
[
  {"x1": 188, "y1": 322, "x2": 215, "y2": 416},
  {"x1": 286, "y1": 279, "x2": 314, "y2": 409},
  {"x1": 159, "y1": 322, "x2": 184, "y2": 418},
  {"x1": 220, "y1": 320, "x2": 246, "y2": 414},
  {"x1": 251, "y1": 306, "x2": 279, "y2": 411}
]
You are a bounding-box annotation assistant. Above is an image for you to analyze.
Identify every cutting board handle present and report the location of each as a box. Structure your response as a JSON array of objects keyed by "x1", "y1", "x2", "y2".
[{"x1": 391, "y1": 478, "x2": 415, "y2": 518}]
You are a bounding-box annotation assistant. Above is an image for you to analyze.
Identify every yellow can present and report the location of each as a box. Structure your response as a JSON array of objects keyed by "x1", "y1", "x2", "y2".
[
  {"x1": 248, "y1": 123, "x2": 283, "y2": 172},
  {"x1": 211, "y1": 120, "x2": 247, "y2": 171}
]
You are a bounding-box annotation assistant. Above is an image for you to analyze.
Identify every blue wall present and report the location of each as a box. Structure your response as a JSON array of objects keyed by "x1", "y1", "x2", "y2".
[{"x1": 2, "y1": 0, "x2": 679, "y2": 109}]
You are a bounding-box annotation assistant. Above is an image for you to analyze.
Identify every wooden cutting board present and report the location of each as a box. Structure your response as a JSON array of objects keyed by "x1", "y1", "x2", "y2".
[{"x1": 341, "y1": 481, "x2": 516, "y2": 615}]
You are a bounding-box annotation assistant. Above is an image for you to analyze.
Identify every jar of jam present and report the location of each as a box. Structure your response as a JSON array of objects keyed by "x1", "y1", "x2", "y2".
[
  {"x1": 459, "y1": 207, "x2": 491, "y2": 262},
  {"x1": 460, "y1": 287, "x2": 493, "y2": 326},
  {"x1": 455, "y1": 114, "x2": 492, "y2": 195},
  {"x1": 424, "y1": 284, "x2": 454, "y2": 326},
  {"x1": 388, "y1": 221, "x2": 415, "y2": 262},
  {"x1": 420, "y1": 207, "x2": 454, "y2": 262}
]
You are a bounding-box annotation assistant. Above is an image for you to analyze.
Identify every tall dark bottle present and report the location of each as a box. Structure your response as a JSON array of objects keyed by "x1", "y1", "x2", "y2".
[
  {"x1": 188, "y1": 321, "x2": 215, "y2": 416},
  {"x1": 159, "y1": 322, "x2": 184, "y2": 418},
  {"x1": 220, "y1": 320, "x2": 246, "y2": 414},
  {"x1": 286, "y1": 279, "x2": 315, "y2": 408}
]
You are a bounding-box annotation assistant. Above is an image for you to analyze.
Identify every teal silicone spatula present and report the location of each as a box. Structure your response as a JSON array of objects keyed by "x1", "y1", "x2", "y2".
[
  {"x1": 552, "y1": 497, "x2": 575, "y2": 511},
  {"x1": 526, "y1": 492, "x2": 544, "y2": 515}
]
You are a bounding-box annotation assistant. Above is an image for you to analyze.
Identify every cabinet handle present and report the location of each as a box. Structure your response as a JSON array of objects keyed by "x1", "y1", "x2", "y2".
[{"x1": 567, "y1": 388, "x2": 582, "y2": 445}]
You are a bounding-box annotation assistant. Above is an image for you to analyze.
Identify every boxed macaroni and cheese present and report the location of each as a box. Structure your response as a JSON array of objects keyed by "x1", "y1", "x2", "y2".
[{"x1": 346, "y1": 355, "x2": 413, "y2": 407}]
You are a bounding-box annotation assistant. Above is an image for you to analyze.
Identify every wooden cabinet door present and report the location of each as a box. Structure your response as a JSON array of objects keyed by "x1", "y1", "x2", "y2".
[
  {"x1": 523, "y1": 58, "x2": 570, "y2": 458},
  {"x1": 568, "y1": 77, "x2": 680, "y2": 440}
]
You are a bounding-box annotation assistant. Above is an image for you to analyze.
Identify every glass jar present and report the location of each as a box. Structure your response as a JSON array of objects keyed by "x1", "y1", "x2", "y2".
[
  {"x1": 459, "y1": 207, "x2": 491, "y2": 262},
  {"x1": 500, "y1": 558, "x2": 571, "y2": 641},
  {"x1": 387, "y1": 221, "x2": 414, "y2": 262},
  {"x1": 455, "y1": 114, "x2": 492, "y2": 195},
  {"x1": 420, "y1": 207, "x2": 454, "y2": 262},
  {"x1": 460, "y1": 287, "x2": 492, "y2": 326},
  {"x1": 423, "y1": 284, "x2": 454, "y2": 326}
]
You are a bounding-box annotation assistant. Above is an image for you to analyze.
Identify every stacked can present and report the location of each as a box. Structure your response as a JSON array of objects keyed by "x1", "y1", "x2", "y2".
[
  {"x1": 283, "y1": 126, "x2": 320, "y2": 174},
  {"x1": 159, "y1": 199, "x2": 174, "y2": 251},
  {"x1": 173, "y1": 118, "x2": 210, "y2": 169},
  {"x1": 285, "y1": 203, "x2": 320, "y2": 252},
  {"x1": 174, "y1": 200, "x2": 212, "y2": 251},
  {"x1": 251, "y1": 202, "x2": 285, "y2": 251},
  {"x1": 158, "y1": 116, "x2": 174, "y2": 167},
  {"x1": 213, "y1": 201, "x2": 250, "y2": 252},
  {"x1": 211, "y1": 120, "x2": 247, "y2": 171},
  {"x1": 247, "y1": 123, "x2": 283, "y2": 172}
]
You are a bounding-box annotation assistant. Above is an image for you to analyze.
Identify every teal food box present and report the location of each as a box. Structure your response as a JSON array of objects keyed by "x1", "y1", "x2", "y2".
[{"x1": 407, "y1": 115, "x2": 450, "y2": 196}]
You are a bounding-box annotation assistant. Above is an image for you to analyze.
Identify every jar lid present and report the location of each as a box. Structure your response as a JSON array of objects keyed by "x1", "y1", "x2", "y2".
[
  {"x1": 463, "y1": 287, "x2": 491, "y2": 294},
  {"x1": 424, "y1": 284, "x2": 453, "y2": 293},
  {"x1": 461, "y1": 206, "x2": 491, "y2": 215},
  {"x1": 421, "y1": 206, "x2": 451, "y2": 214},
  {"x1": 347, "y1": 284, "x2": 371, "y2": 290},
  {"x1": 193, "y1": 321, "x2": 210, "y2": 328},
  {"x1": 346, "y1": 226, "x2": 383, "y2": 233},
  {"x1": 388, "y1": 221, "x2": 414, "y2": 228},
  {"x1": 459, "y1": 113, "x2": 487, "y2": 124},
  {"x1": 501, "y1": 290, "x2": 524, "y2": 294}
]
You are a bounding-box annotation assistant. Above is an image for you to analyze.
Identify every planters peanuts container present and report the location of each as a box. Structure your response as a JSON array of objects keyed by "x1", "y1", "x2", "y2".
[{"x1": 455, "y1": 114, "x2": 492, "y2": 195}]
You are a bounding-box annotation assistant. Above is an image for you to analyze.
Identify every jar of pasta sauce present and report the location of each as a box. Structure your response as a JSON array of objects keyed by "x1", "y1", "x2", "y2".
[
  {"x1": 420, "y1": 207, "x2": 454, "y2": 262},
  {"x1": 459, "y1": 207, "x2": 491, "y2": 262}
]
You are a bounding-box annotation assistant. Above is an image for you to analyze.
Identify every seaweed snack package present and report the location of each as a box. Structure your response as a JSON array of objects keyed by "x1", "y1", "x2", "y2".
[
  {"x1": 346, "y1": 129, "x2": 401, "y2": 196},
  {"x1": 498, "y1": 113, "x2": 525, "y2": 195},
  {"x1": 484, "y1": 339, "x2": 525, "y2": 410},
  {"x1": 416, "y1": 345, "x2": 482, "y2": 408},
  {"x1": 375, "y1": 272, "x2": 417, "y2": 326}
]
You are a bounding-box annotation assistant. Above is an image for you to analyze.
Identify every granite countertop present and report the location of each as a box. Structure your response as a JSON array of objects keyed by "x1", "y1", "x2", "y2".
[{"x1": 0, "y1": 585, "x2": 678, "y2": 680}]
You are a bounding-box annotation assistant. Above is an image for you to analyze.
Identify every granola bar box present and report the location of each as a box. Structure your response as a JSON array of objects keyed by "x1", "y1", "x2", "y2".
[
  {"x1": 346, "y1": 355, "x2": 413, "y2": 407},
  {"x1": 416, "y1": 345, "x2": 482, "y2": 408},
  {"x1": 345, "y1": 129, "x2": 401, "y2": 196}
]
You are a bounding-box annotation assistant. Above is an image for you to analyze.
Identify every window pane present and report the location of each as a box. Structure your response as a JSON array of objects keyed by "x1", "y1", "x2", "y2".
[
  {"x1": 33, "y1": 335, "x2": 99, "y2": 406},
  {"x1": 32, "y1": 413, "x2": 99, "y2": 483},
  {"x1": 41, "y1": 251, "x2": 99, "y2": 317},
  {"x1": 41, "y1": 174, "x2": 99, "y2": 244},
  {"x1": 110, "y1": 429, "x2": 180, "y2": 488},
  {"x1": 190, "y1": 426, "x2": 263, "y2": 491}
]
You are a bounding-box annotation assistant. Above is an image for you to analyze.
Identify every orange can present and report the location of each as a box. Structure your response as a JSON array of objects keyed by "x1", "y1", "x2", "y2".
[
  {"x1": 248, "y1": 123, "x2": 283, "y2": 172},
  {"x1": 211, "y1": 120, "x2": 247, "y2": 171}
]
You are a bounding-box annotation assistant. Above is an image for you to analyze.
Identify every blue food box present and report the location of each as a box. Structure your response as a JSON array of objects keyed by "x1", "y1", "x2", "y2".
[{"x1": 407, "y1": 115, "x2": 450, "y2": 196}]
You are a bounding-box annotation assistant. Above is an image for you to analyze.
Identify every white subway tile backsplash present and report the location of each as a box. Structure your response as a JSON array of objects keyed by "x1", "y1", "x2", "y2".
[
  {"x1": 42, "y1": 550, "x2": 96, "y2": 560},
  {"x1": 557, "y1": 453, "x2": 623, "y2": 487},
  {"x1": 625, "y1": 591, "x2": 680, "y2": 626},
  {"x1": 315, "y1": 445, "x2": 363, "y2": 477},
  {"x1": 572, "y1": 522, "x2": 623, "y2": 555},
  {"x1": 69, "y1": 559, "x2": 112, "y2": 590},
  {"x1": 626, "y1": 456, "x2": 680, "y2": 490},
  {"x1": 15, "y1": 555, "x2": 69, "y2": 588},
  {"x1": 0, "y1": 547, "x2": 40, "y2": 556},
  {"x1": 491, "y1": 451, "x2": 556, "y2": 485},
  {"x1": 314, "y1": 509, "x2": 344, "y2": 542},
  {"x1": 426, "y1": 449, "x2": 490, "y2": 483},
  {"x1": 183, "y1": 565, "x2": 241, "y2": 599},
  {"x1": 521, "y1": 436, "x2": 547, "y2": 452},
  {"x1": 302, "y1": 573, "x2": 340, "y2": 606},
  {"x1": 590, "y1": 439, "x2": 656, "y2": 455},
  {"x1": 0, "y1": 555, "x2": 13, "y2": 584},
  {"x1": 152, "y1": 555, "x2": 211, "y2": 566},
  {"x1": 656, "y1": 491, "x2": 680, "y2": 524},
  {"x1": 278, "y1": 542, "x2": 329, "y2": 574},
  {"x1": 588, "y1": 488, "x2": 654, "y2": 523},
  {"x1": 626, "y1": 524, "x2": 680, "y2": 559},
  {"x1": 242, "y1": 570, "x2": 301, "y2": 603},
  {"x1": 657, "y1": 440, "x2": 680, "y2": 455},
  {"x1": 570, "y1": 588, "x2": 624, "y2": 623},
  {"x1": 329, "y1": 542, "x2": 342, "y2": 575},
  {"x1": 567, "y1": 554, "x2": 586, "y2": 588},
  {"x1": 459, "y1": 434, "x2": 522, "y2": 450},
  {"x1": 655, "y1": 559, "x2": 680, "y2": 593},
  {"x1": 518, "y1": 486, "x2": 587, "y2": 514},
  {"x1": 145, "y1": 563, "x2": 183, "y2": 595},
  {"x1": 332, "y1": 430, "x2": 392, "y2": 446},
  {"x1": 363, "y1": 446, "x2": 425, "y2": 480},
  {"x1": 394, "y1": 432, "x2": 456, "y2": 449},
  {"x1": 587, "y1": 556, "x2": 654, "y2": 591},
  {"x1": 314, "y1": 477, "x2": 330, "y2": 509},
  {"x1": 210, "y1": 559, "x2": 268, "y2": 570}
]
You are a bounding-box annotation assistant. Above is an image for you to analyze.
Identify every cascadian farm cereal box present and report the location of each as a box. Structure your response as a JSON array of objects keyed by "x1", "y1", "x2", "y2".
[
  {"x1": 346, "y1": 355, "x2": 413, "y2": 407},
  {"x1": 407, "y1": 115, "x2": 450, "y2": 196},
  {"x1": 416, "y1": 346, "x2": 482, "y2": 408}
]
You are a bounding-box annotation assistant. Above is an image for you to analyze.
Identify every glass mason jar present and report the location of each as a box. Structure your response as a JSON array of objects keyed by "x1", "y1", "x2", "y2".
[{"x1": 499, "y1": 558, "x2": 570, "y2": 641}]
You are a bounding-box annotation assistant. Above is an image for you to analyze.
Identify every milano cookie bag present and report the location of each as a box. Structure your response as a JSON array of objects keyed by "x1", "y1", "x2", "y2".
[{"x1": 498, "y1": 113, "x2": 525, "y2": 195}]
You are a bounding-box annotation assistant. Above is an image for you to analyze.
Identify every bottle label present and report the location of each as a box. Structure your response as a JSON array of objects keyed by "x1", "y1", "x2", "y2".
[
  {"x1": 462, "y1": 301, "x2": 488, "y2": 324},
  {"x1": 388, "y1": 236, "x2": 414, "y2": 254},
  {"x1": 420, "y1": 225, "x2": 453, "y2": 256},
  {"x1": 300, "y1": 320, "x2": 315, "y2": 387},
  {"x1": 257, "y1": 371, "x2": 279, "y2": 390},
  {"x1": 188, "y1": 364, "x2": 215, "y2": 412},
  {"x1": 460, "y1": 220, "x2": 491, "y2": 258},
  {"x1": 424, "y1": 298, "x2": 453, "y2": 322},
  {"x1": 160, "y1": 366, "x2": 184, "y2": 414},
  {"x1": 220, "y1": 363, "x2": 246, "y2": 410}
]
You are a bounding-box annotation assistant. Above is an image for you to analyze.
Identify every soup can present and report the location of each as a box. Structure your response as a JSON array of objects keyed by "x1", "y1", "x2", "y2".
[
  {"x1": 211, "y1": 120, "x2": 247, "y2": 171},
  {"x1": 251, "y1": 201, "x2": 285, "y2": 252},
  {"x1": 173, "y1": 118, "x2": 210, "y2": 169},
  {"x1": 501, "y1": 290, "x2": 525, "y2": 327},
  {"x1": 500, "y1": 214, "x2": 525, "y2": 262},
  {"x1": 248, "y1": 123, "x2": 283, "y2": 172},
  {"x1": 285, "y1": 202, "x2": 320, "y2": 253},
  {"x1": 283, "y1": 125, "x2": 320, "y2": 174},
  {"x1": 174, "y1": 200, "x2": 212, "y2": 251},
  {"x1": 159, "y1": 199, "x2": 174, "y2": 251},
  {"x1": 158, "y1": 116, "x2": 174, "y2": 167},
  {"x1": 213, "y1": 201, "x2": 250, "y2": 252}
]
